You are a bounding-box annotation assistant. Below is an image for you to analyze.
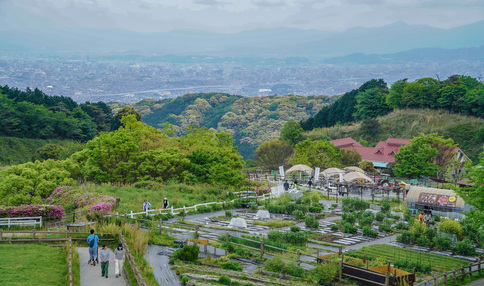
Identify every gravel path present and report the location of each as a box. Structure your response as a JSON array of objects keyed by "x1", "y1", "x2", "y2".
[{"x1": 78, "y1": 247, "x2": 126, "y2": 286}]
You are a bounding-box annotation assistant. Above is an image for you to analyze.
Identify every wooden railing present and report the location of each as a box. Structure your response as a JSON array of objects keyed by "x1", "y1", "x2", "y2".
[
  {"x1": 119, "y1": 232, "x2": 147, "y2": 286},
  {"x1": 0, "y1": 229, "x2": 116, "y2": 243},
  {"x1": 415, "y1": 258, "x2": 484, "y2": 286}
]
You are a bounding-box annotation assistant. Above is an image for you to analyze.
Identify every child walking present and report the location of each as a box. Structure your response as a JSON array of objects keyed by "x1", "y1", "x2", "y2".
[{"x1": 100, "y1": 245, "x2": 110, "y2": 278}]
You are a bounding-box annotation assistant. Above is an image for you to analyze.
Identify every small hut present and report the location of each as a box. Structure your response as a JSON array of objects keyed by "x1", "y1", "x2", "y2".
[{"x1": 405, "y1": 186, "x2": 470, "y2": 218}]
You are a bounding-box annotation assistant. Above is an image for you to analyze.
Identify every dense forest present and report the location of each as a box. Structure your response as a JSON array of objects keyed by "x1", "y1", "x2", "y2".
[
  {"x1": 0, "y1": 85, "x2": 113, "y2": 141},
  {"x1": 301, "y1": 75, "x2": 484, "y2": 130},
  {"x1": 113, "y1": 93, "x2": 335, "y2": 158}
]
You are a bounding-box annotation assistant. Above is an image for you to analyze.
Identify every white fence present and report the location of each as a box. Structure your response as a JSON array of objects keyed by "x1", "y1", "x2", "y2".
[{"x1": 0, "y1": 216, "x2": 42, "y2": 227}]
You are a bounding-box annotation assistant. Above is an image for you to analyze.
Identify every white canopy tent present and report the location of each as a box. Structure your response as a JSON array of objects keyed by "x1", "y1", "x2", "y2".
[
  {"x1": 285, "y1": 164, "x2": 313, "y2": 176},
  {"x1": 343, "y1": 171, "x2": 375, "y2": 184}
]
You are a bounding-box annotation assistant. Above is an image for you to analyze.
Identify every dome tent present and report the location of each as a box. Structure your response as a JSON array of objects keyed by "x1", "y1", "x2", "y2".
[
  {"x1": 342, "y1": 172, "x2": 375, "y2": 184},
  {"x1": 285, "y1": 164, "x2": 313, "y2": 176},
  {"x1": 405, "y1": 186, "x2": 469, "y2": 217}
]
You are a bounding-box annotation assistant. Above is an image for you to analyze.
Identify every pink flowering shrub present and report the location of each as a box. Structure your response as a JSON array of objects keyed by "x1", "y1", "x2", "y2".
[
  {"x1": 0, "y1": 205, "x2": 63, "y2": 220},
  {"x1": 46, "y1": 186, "x2": 116, "y2": 213}
]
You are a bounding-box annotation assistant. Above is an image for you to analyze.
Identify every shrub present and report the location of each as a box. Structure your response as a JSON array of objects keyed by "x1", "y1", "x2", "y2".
[
  {"x1": 235, "y1": 247, "x2": 252, "y2": 258},
  {"x1": 308, "y1": 206, "x2": 323, "y2": 213},
  {"x1": 265, "y1": 257, "x2": 306, "y2": 278},
  {"x1": 221, "y1": 261, "x2": 243, "y2": 271},
  {"x1": 170, "y1": 244, "x2": 199, "y2": 262},
  {"x1": 290, "y1": 226, "x2": 301, "y2": 232},
  {"x1": 342, "y1": 212, "x2": 357, "y2": 224},
  {"x1": 293, "y1": 210, "x2": 305, "y2": 220},
  {"x1": 378, "y1": 224, "x2": 392, "y2": 233},
  {"x1": 426, "y1": 228, "x2": 437, "y2": 241},
  {"x1": 362, "y1": 226, "x2": 379, "y2": 238},
  {"x1": 181, "y1": 275, "x2": 190, "y2": 286},
  {"x1": 305, "y1": 216, "x2": 319, "y2": 229},
  {"x1": 211, "y1": 204, "x2": 223, "y2": 211},
  {"x1": 250, "y1": 203, "x2": 258, "y2": 211},
  {"x1": 331, "y1": 204, "x2": 338, "y2": 208},
  {"x1": 454, "y1": 239, "x2": 476, "y2": 256},
  {"x1": 331, "y1": 224, "x2": 339, "y2": 231},
  {"x1": 197, "y1": 205, "x2": 211, "y2": 213},
  {"x1": 285, "y1": 262, "x2": 306, "y2": 278},
  {"x1": 375, "y1": 212, "x2": 385, "y2": 221},
  {"x1": 218, "y1": 275, "x2": 231, "y2": 285},
  {"x1": 439, "y1": 219, "x2": 464, "y2": 239},
  {"x1": 342, "y1": 222, "x2": 357, "y2": 234},
  {"x1": 265, "y1": 256, "x2": 285, "y2": 272},
  {"x1": 225, "y1": 210, "x2": 232, "y2": 218},
  {"x1": 342, "y1": 198, "x2": 370, "y2": 212},
  {"x1": 416, "y1": 236, "x2": 434, "y2": 248},
  {"x1": 45, "y1": 186, "x2": 115, "y2": 213},
  {"x1": 404, "y1": 214, "x2": 411, "y2": 222},
  {"x1": 381, "y1": 200, "x2": 391, "y2": 213},
  {"x1": 395, "y1": 222, "x2": 408, "y2": 230},
  {"x1": 433, "y1": 235, "x2": 451, "y2": 251},
  {"x1": 0, "y1": 204, "x2": 64, "y2": 220},
  {"x1": 394, "y1": 260, "x2": 432, "y2": 274},
  {"x1": 397, "y1": 231, "x2": 414, "y2": 244},
  {"x1": 358, "y1": 211, "x2": 375, "y2": 227},
  {"x1": 409, "y1": 221, "x2": 428, "y2": 237},
  {"x1": 310, "y1": 260, "x2": 339, "y2": 284},
  {"x1": 434, "y1": 214, "x2": 440, "y2": 222},
  {"x1": 267, "y1": 231, "x2": 308, "y2": 246}
]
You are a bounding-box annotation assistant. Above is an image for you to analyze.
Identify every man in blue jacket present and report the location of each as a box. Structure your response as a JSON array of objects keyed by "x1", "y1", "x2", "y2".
[{"x1": 87, "y1": 229, "x2": 100, "y2": 266}]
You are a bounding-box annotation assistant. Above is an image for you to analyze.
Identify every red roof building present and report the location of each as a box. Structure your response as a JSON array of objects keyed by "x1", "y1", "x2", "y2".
[{"x1": 330, "y1": 137, "x2": 410, "y2": 168}]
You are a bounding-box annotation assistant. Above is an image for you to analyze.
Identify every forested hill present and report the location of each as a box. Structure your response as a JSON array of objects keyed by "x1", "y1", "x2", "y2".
[
  {"x1": 300, "y1": 75, "x2": 484, "y2": 130},
  {"x1": 112, "y1": 93, "x2": 335, "y2": 158},
  {"x1": 0, "y1": 85, "x2": 113, "y2": 141}
]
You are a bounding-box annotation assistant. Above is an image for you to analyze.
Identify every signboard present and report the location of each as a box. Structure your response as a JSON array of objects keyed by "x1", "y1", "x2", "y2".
[
  {"x1": 279, "y1": 166, "x2": 285, "y2": 180},
  {"x1": 417, "y1": 192, "x2": 458, "y2": 208},
  {"x1": 314, "y1": 167, "x2": 320, "y2": 182}
]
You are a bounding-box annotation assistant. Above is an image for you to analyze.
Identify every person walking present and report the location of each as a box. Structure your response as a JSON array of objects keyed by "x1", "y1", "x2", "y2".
[
  {"x1": 163, "y1": 198, "x2": 169, "y2": 209},
  {"x1": 87, "y1": 229, "x2": 99, "y2": 266},
  {"x1": 100, "y1": 245, "x2": 110, "y2": 278},
  {"x1": 143, "y1": 200, "x2": 151, "y2": 212},
  {"x1": 114, "y1": 243, "x2": 125, "y2": 278},
  {"x1": 283, "y1": 180, "x2": 289, "y2": 191},
  {"x1": 308, "y1": 179, "x2": 313, "y2": 190}
]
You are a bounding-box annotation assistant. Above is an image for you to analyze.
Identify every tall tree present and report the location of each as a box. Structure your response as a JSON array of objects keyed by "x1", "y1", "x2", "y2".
[
  {"x1": 111, "y1": 106, "x2": 142, "y2": 131},
  {"x1": 280, "y1": 121, "x2": 304, "y2": 145},
  {"x1": 291, "y1": 139, "x2": 342, "y2": 168},
  {"x1": 354, "y1": 88, "x2": 390, "y2": 120},
  {"x1": 255, "y1": 139, "x2": 294, "y2": 170}
]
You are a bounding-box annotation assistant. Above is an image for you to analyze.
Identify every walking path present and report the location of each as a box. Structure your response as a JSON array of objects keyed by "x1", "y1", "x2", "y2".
[
  {"x1": 78, "y1": 247, "x2": 126, "y2": 286},
  {"x1": 463, "y1": 277, "x2": 484, "y2": 286}
]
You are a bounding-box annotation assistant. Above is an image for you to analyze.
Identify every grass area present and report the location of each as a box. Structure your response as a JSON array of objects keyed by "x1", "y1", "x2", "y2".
[
  {"x1": 82, "y1": 182, "x2": 236, "y2": 213},
  {"x1": 252, "y1": 219, "x2": 296, "y2": 228},
  {"x1": 0, "y1": 136, "x2": 84, "y2": 166},
  {"x1": 0, "y1": 244, "x2": 67, "y2": 286},
  {"x1": 350, "y1": 244, "x2": 469, "y2": 274},
  {"x1": 68, "y1": 243, "x2": 81, "y2": 286}
]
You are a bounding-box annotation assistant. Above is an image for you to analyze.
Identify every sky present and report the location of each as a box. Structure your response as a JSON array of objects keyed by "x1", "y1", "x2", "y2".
[{"x1": 0, "y1": 0, "x2": 483, "y2": 33}]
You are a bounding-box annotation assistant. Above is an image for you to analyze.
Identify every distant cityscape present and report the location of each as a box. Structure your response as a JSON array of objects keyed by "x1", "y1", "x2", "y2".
[{"x1": 0, "y1": 56, "x2": 481, "y2": 103}]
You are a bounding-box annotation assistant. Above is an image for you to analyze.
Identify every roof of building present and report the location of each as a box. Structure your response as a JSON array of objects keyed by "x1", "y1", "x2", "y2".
[{"x1": 330, "y1": 137, "x2": 362, "y2": 148}]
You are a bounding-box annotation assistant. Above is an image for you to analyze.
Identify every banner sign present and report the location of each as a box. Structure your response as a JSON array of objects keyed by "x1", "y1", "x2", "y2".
[
  {"x1": 279, "y1": 166, "x2": 285, "y2": 180},
  {"x1": 418, "y1": 192, "x2": 458, "y2": 207},
  {"x1": 314, "y1": 167, "x2": 320, "y2": 182}
]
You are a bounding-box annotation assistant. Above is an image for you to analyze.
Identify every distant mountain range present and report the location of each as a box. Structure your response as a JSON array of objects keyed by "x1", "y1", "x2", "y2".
[{"x1": 1, "y1": 21, "x2": 483, "y2": 59}]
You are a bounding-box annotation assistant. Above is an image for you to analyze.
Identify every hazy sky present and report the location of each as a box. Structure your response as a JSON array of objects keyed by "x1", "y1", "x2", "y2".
[{"x1": 1, "y1": 0, "x2": 483, "y2": 33}]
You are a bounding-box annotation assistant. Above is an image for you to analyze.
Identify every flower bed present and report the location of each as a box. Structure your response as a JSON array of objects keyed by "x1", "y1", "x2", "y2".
[
  {"x1": 46, "y1": 186, "x2": 116, "y2": 213},
  {"x1": 0, "y1": 204, "x2": 63, "y2": 220}
]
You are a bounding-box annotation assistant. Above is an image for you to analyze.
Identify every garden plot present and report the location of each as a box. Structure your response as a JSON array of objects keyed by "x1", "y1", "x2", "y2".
[{"x1": 192, "y1": 217, "x2": 271, "y2": 232}]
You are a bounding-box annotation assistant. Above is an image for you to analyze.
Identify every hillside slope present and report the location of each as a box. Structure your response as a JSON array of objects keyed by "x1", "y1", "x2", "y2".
[
  {"x1": 118, "y1": 93, "x2": 334, "y2": 158},
  {"x1": 305, "y1": 109, "x2": 484, "y2": 162}
]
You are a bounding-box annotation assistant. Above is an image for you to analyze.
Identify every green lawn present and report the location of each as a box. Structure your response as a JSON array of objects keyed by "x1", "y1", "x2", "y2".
[
  {"x1": 350, "y1": 244, "x2": 469, "y2": 273},
  {"x1": 0, "y1": 244, "x2": 67, "y2": 286},
  {"x1": 85, "y1": 182, "x2": 235, "y2": 213}
]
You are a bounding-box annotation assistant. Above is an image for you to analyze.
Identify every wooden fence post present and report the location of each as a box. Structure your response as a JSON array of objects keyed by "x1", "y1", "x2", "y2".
[
  {"x1": 339, "y1": 254, "x2": 343, "y2": 282},
  {"x1": 0, "y1": 229, "x2": 2, "y2": 241},
  {"x1": 468, "y1": 265, "x2": 472, "y2": 279},
  {"x1": 317, "y1": 249, "x2": 320, "y2": 257},
  {"x1": 159, "y1": 219, "x2": 162, "y2": 234},
  {"x1": 461, "y1": 266, "x2": 465, "y2": 281},
  {"x1": 479, "y1": 257, "x2": 482, "y2": 275},
  {"x1": 385, "y1": 271, "x2": 389, "y2": 286},
  {"x1": 260, "y1": 240, "x2": 264, "y2": 257},
  {"x1": 32, "y1": 229, "x2": 36, "y2": 239},
  {"x1": 297, "y1": 249, "x2": 300, "y2": 262},
  {"x1": 443, "y1": 271, "x2": 447, "y2": 286},
  {"x1": 433, "y1": 276, "x2": 437, "y2": 286},
  {"x1": 452, "y1": 268, "x2": 456, "y2": 284}
]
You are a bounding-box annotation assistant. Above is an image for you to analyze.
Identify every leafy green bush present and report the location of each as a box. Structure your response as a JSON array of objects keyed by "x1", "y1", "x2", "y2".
[
  {"x1": 434, "y1": 214, "x2": 440, "y2": 222},
  {"x1": 426, "y1": 228, "x2": 437, "y2": 241},
  {"x1": 308, "y1": 206, "x2": 323, "y2": 213},
  {"x1": 394, "y1": 260, "x2": 432, "y2": 274},
  {"x1": 225, "y1": 210, "x2": 232, "y2": 217},
  {"x1": 331, "y1": 224, "x2": 339, "y2": 231},
  {"x1": 342, "y1": 213, "x2": 357, "y2": 224},
  {"x1": 378, "y1": 224, "x2": 392, "y2": 233},
  {"x1": 342, "y1": 198, "x2": 370, "y2": 212},
  {"x1": 395, "y1": 222, "x2": 408, "y2": 230},
  {"x1": 439, "y1": 219, "x2": 464, "y2": 239},
  {"x1": 404, "y1": 214, "x2": 411, "y2": 222},
  {"x1": 197, "y1": 205, "x2": 212, "y2": 213},
  {"x1": 381, "y1": 200, "x2": 391, "y2": 213},
  {"x1": 290, "y1": 226, "x2": 301, "y2": 232},
  {"x1": 211, "y1": 204, "x2": 223, "y2": 211},
  {"x1": 342, "y1": 222, "x2": 358, "y2": 234},
  {"x1": 218, "y1": 275, "x2": 231, "y2": 285},
  {"x1": 358, "y1": 211, "x2": 375, "y2": 227},
  {"x1": 433, "y1": 235, "x2": 452, "y2": 251},
  {"x1": 416, "y1": 236, "x2": 434, "y2": 248},
  {"x1": 397, "y1": 231, "x2": 414, "y2": 244},
  {"x1": 454, "y1": 239, "x2": 476, "y2": 256},
  {"x1": 362, "y1": 226, "x2": 378, "y2": 237},
  {"x1": 267, "y1": 231, "x2": 308, "y2": 246},
  {"x1": 265, "y1": 257, "x2": 306, "y2": 278},
  {"x1": 250, "y1": 203, "x2": 258, "y2": 211},
  {"x1": 409, "y1": 221, "x2": 428, "y2": 237},
  {"x1": 169, "y1": 244, "x2": 200, "y2": 263},
  {"x1": 181, "y1": 275, "x2": 190, "y2": 286},
  {"x1": 293, "y1": 210, "x2": 305, "y2": 219},
  {"x1": 220, "y1": 261, "x2": 243, "y2": 271},
  {"x1": 375, "y1": 212, "x2": 385, "y2": 221},
  {"x1": 305, "y1": 216, "x2": 319, "y2": 228}
]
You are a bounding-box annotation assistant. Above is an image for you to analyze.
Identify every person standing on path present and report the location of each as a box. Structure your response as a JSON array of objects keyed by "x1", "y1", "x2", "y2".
[
  {"x1": 87, "y1": 229, "x2": 100, "y2": 266},
  {"x1": 100, "y1": 245, "x2": 110, "y2": 278},
  {"x1": 283, "y1": 180, "x2": 289, "y2": 191},
  {"x1": 163, "y1": 198, "x2": 169, "y2": 209},
  {"x1": 114, "y1": 243, "x2": 125, "y2": 278},
  {"x1": 143, "y1": 200, "x2": 151, "y2": 212},
  {"x1": 308, "y1": 179, "x2": 313, "y2": 190}
]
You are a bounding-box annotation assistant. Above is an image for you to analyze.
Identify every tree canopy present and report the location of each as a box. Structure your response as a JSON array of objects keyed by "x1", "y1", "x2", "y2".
[{"x1": 291, "y1": 139, "x2": 342, "y2": 168}]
